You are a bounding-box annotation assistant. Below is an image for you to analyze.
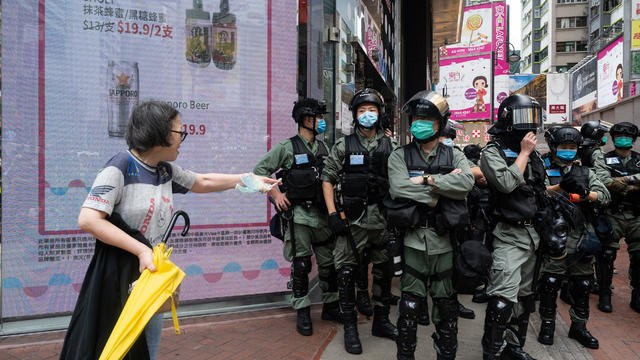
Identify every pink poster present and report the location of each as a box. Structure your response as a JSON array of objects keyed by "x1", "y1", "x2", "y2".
[
  {"x1": 440, "y1": 55, "x2": 492, "y2": 121},
  {"x1": 492, "y1": 1, "x2": 508, "y2": 120}
]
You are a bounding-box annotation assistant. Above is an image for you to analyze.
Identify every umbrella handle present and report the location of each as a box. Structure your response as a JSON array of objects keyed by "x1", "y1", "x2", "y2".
[{"x1": 161, "y1": 210, "x2": 190, "y2": 245}]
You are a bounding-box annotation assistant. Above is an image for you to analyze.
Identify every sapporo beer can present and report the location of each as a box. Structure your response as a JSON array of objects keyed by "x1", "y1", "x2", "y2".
[{"x1": 107, "y1": 61, "x2": 139, "y2": 137}]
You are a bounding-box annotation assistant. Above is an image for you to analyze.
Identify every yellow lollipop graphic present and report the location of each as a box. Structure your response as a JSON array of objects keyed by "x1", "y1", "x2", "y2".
[{"x1": 466, "y1": 14, "x2": 483, "y2": 46}]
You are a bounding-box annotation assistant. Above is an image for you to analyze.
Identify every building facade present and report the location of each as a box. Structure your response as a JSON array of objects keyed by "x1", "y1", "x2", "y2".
[
  {"x1": 588, "y1": 0, "x2": 625, "y2": 53},
  {"x1": 521, "y1": 0, "x2": 590, "y2": 74}
]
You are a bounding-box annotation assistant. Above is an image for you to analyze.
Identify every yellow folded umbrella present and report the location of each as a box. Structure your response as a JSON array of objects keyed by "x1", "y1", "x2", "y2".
[{"x1": 99, "y1": 243, "x2": 185, "y2": 360}]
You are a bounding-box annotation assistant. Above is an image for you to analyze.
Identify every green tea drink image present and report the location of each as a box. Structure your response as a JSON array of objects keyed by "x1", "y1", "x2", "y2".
[
  {"x1": 186, "y1": 0, "x2": 212, "y2": 67},
  {"x1": 107, "y1": 61, "x2": 139, "y2": 137},
  {"x1": 212, "y1": 0, "x2": 236, "y2": 70}
]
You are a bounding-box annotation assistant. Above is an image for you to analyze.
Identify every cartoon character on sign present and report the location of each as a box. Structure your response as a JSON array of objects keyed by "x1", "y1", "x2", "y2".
[
  {"x1": 616, "y1": 64, "x2": 623, "y2": 101},
  {"x1": 472, "y1": 76, "x2": 488, "y2": 113}
]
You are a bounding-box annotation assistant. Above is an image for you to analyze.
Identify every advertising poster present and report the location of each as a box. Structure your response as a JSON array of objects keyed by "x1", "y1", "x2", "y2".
[
  {"x1": 439, "y1": 54, "x2": 492, "y2": 121},
  {"x1": 509, "y1": 74, "x2": 547, "y2": 112},
  {"x1": 2, "y1": 0, "x2": 297, "y2": 317},
  {"x1": 633, "y1": 20, "x2": 640, "y2": 50},
  {"x1": 571, "y1": 57, "x2": 598, "y2": 125},
  {"x1": 492, "y1": 1, "x2": 508, "y2": 121},
  {"x1": 597, "y1": 36, "x2": 624, "y2": 108},
  {"x1": 635, "y1": 0, "x2": 640, "y2": 20},
  {"x1": 456, "y1": 121, "x2": 492, "y2": 148},
  {"x1": 546, "y1": 73, "x2": 570, "y2": 124},
  {"x1": 439, "y1": 2, "x2": 493, "y2": 58}
]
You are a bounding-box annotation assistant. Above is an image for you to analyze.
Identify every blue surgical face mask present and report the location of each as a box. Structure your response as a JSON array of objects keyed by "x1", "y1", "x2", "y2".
[
  {"x1": 442, "y1": 138, "x2": 455, "y2": 147},
  {"x1": 601, "y1": 136, "x2": 607, "y2": 145},
  {"x1": 556, "y1": 149, "x2": 577, "y2": 162},
  {"x1": 410, "y1": 120, "x2": 436, "y2": 140},
  {"x1": 614, "y1": 136, "x2": 633, "y2": 149},
  {"x1": 357, "y1": 112, "x2": 378, "y2": 128},
  {"x1": 316, "y1": 119, "x2": 326, "y2": 134}
]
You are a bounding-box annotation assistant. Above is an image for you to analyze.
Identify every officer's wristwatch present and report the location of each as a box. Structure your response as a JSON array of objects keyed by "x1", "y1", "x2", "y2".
[{"x1": 422, "y1": 174, "x2": 431, "y2": 185}]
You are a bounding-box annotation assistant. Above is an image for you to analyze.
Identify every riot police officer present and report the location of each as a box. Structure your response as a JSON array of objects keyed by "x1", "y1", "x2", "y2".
[
  {"x1": 480, "y1": 94, "x2": 545, "y2": 360},
  {"x1": 388, "y1": 91, "x2": 474, "y2": 360},
  {"x1": 253, "y1": 98, "x2": 340, "y2": 336},
  {"x1": 579, "y1": 120, "x2": 615, "y2": 311},
  {"x1": 602, "y1": 121, "x2": 640, "y2": 313},
  {"x1": 321, "y1": 88, "x2": 398, "y2": 354},
  {"x1": 537, "y1": 126, "x2": 609, "y2": 349}
]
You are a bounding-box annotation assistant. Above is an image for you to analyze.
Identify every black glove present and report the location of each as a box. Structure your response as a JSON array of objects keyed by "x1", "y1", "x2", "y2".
[
  {"x1": 560, "y1": 168, "x2": 589, "y2": 196},
  {"x1": 328, "y1": 212, "x2": 349, "y2": 236}
]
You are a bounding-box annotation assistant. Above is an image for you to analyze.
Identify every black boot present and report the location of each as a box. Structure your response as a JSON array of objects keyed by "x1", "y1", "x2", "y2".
[
  {"x1": 482, "y1": 297, "x2": 513, "y2": 359},
  {"x1": 432, "y1": 298, "x2": 458, "y2": 360},
  {"x1": 472, "y1": 286, "x2": 490, "y2": 303},
  {"x1": 598, "y1": 247, "x2": 616, "y2": 313},
  {"x1": 371, "y1": 261, "x2": 397, "y2": 340},
  {"x1": 396, "y1": 293, "x2": 419, "y2": 360},
  {"x1": 568, "y1": 322, "x2": 599, "y2": 349},
  {"x1": 338, "y1": 266, "x2": 362, "y2": 354},
  {"x1": 631, "y1": 289, "x2": 640, "y2": 313},
  {"x1": 292, "y1": 257, "x2": 312, "y2": 336},
  {"x1": 418, "y1": 296, "x2": 430, "y2": 326},
  {"x1": 356, "y1": 289, "x2": 373, "y2": 318},
  {"x1": 503, "y1": 295, "x2": 535, "y2": 360},
  {"x1": 355, "y1": 259, "x2": 373, "y2": 317},
  {"x1": 537, "y1": 273, "x2": 561, "y2": 346},
  {"x1": 372, "y1": 305, "x2": 398, "y2": 340},
  {"x1": 322, "y1": 301, "x2": 343, "y2": 323},
  {"x1": 568, "y1": 276, "x2": 599, "y2": 349},
  {"x1": 296, "y1": 307, "x2": 313, "y2": 336},
  {"x1": 629, "y1": 252, "x2": 640, "y2": 313},
  {"x1": 458, "y1": 301, "x2": 475, "y2": 319}
]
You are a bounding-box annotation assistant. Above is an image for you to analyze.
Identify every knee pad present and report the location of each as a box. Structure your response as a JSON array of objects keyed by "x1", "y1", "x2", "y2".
[
  {"x1": 539, "y1": 273, "x2": 562, "y2": 294},
  {"x1": 338, "y1": 265, "x2": 356, "y2": 288},
  {"x1": 293, "y1": 256, "x2": 312, "y2": 276},
  {"x1": 399, "y1": 293, "x2": 421, "y2": 320},
  {"x1": 570, "y1": 276, "x2": 592, "y2": 297},
  {"x1": 602, "y1": 248, "x2": 617, "y2": 262},
  {"x1": 486, "y1": 297, "x2": 513, "y2": 324}
]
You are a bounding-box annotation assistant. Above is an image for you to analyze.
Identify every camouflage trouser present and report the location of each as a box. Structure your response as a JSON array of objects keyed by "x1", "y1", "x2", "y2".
[
  {"x1": 284, "y1": 223, "x2": 338, "y2": 309},
  {"x1": 606, "y1": 211, "x2": 640, "y2": 253}
]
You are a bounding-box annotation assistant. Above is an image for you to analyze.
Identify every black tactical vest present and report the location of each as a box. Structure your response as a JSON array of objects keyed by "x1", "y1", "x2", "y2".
[
  {"x1": 341, "y1": 133, "x2": 392, "y2": 205},
  {"x1": 489, "y1": 141, "x2": 546, "y2": 223},
  {"x1": 604, "y1": 150, "x2": 640, "y2": 207},
  {"x1": 283, "y1": 135, "x2": 328, "y2": 208},
  {"x1": 580, "y1": 146, "x2": 597, "y2": 168},
  {"x1": 404, "y1": 143, "x2": 469, "y2": 230}
]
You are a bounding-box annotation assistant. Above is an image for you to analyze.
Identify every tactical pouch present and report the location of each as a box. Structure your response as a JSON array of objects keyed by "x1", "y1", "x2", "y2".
[
  {"x1": 438, "y1": 197, "x2": 470, "y2": 229},
  {"x1": 382, "y1": 194, "x2": 420, "y2": 229},
  {"x1": 341, "y1": 173, "x2": 369, "y2": 220},
  {"x1": 499, "y1": 184, "x2": 537, "y2": 222},
  {"x1": 453, "y1": 240, "x2": 492, "y2": 294},
  {"x1": 285, "y1": 167, "x2": 318, "y2": 203},
  {"x1": 269, "y1": 213, "x2": 286, "y2": 241}
]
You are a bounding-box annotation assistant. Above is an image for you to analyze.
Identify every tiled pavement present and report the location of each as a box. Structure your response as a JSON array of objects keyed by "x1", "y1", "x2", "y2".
[{"x1": 1, "y1": 243, "x2": 639, "y2": 360}]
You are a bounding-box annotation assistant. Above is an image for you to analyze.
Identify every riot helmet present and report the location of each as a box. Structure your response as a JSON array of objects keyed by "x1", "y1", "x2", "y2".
[
  {"x1": 488, "y1": 94, "x2": 542, "y2": 135},
  {"x1": 443, "y1": 120, "x2": 458, "y2": 140},
  {"x1": 547, "y1": 126, "x2": 582, "y2": 148},
  {"x1": 292, "y1": 97, "x2": 328, "y2": 135},
  {"x1": 401, "y1": 90, "x2": 450, "y2": 143},
  {"x1": 580, "y1": 120, "x2": 609, "y2": 146},
  {"x1": 349, "y1": 88, "x2": 384, "y2": 129},
  {"x1": 463, "y1": 144, "x2": 482, "y2": 165},
  {"x1": 610, "y1": 122, "x2": 639, "y2": 150},
  {"x1": 488, "y1": 94, "x2": 543, "y2": 152}
]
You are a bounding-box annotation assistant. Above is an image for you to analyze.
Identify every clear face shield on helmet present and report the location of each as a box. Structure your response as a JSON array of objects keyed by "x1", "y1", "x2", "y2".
[{"x1": 511, "y1": 105, "x2": 543, "y2": 132}]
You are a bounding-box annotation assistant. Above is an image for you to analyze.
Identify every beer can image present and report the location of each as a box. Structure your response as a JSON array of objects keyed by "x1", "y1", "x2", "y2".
[{"x1": 107, "y1": 61, "x2": 139, "y2": 137}]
